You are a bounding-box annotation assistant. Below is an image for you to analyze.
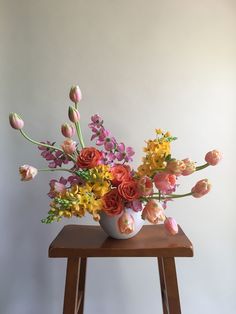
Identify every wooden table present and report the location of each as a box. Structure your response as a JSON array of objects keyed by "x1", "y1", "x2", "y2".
[{"x1": 49, "y1": 224, "x2": 193, "y2": 314}]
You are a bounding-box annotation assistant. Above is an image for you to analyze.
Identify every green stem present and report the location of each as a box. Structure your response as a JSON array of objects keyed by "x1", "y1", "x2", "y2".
[
  {"x1": 196, "y1": 163, "x2": 209, "y2": 171},
  {"x1": 144, "y1": 192, "x2": 193, "y2": 201},
  {"x1": 164, "y1": 192, "x2": 192, "y2": 199},
  {"x1": 75, "y1": 102, "x2": 85, "y2": 148},
  {"x1": 38, "y1": 168, "x2": 75, "y2": 174},
  {"x1": 20, "y1": 129, "x2": 77, "y2": 163}
]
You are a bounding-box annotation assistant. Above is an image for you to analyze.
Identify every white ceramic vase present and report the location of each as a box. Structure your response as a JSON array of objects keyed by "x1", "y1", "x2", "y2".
[{"x1": 99, "y1": 208, "x2": 144, "y2": 240}]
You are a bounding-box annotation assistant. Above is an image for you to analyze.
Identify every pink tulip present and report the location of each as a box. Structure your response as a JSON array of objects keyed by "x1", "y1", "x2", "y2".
[
  {"x1": 9, "y1": 113, "x2": 24, "y2": 130},
  {"x1": 137, "y1": 176, "x2": 153, "y2": 196},
  {"x1": 205, "y1": 150, "x2": 222, "y2": 166},
  {"x1": 191, "y1": 179, "x2": 211, "y2": 198},
  {"x1": 68, "y1": 106, "x2": 80, "y2": 123},
  {"x1": 164, "y1": 217, "x2": 178, "y2": 235},
  {"x1": 166, "y1": 160, "x2": 186, "y2": 176},
  {"x1": 142, "y1": 200, "x2": 165, "y2": 224},
  {"x1": 19, "y1": 165, "x2": 38, "y2": 181},
  {"x1": 182, "y1": 158, "x2": 196, "y2": 176},
  {"x1": 61, "y1": 123, "x2": 75, "y2": 138},
  {"x1": 61, "y1": 139, "x2": 76, "y2": 154},
  {"x1": 69, "y1": 85, "x2": 82, "y2": 103},
  {"x1": 118, "y1": 212, "x2": 135, "y2": 234},
  {"x1": 154, "y1": 172, "x2": 176, "y2": 194}
]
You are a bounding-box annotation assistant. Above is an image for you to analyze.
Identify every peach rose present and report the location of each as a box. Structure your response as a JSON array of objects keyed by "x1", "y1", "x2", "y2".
[
  {"x1": 102, "y1": 189, "x2": 124, "y2": 216},
  {"x1": 142, "y1": 200, "x2": 165, "y2": 224},
  {"x1": 77, "y1": 147, "x2": 101, "y2": 169},
  {"x1": 19, "y1": 165, "x2": 38, "y2": 181},
  {"x1": 111, "y1": 164, "x2": 131, "y2": 186},
  {"x1": 118, "y1": 212, "x2": 135, "y2": 234},
  {"x1": 61, "y1": 139, "x2": 76, "y2": 154},
  {"x1": 118, "y1": 180, "x2": 139, "y2": 201}
]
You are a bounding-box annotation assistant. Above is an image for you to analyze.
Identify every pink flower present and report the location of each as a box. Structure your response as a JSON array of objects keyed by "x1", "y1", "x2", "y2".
[
  {"x1": 137, "y1": 176, "x2": 153, "y2": 196},
  {"x1": 116, "y1": 143, "x2": 135, "y2": 162},
  {"x1": 48, "y1": 178, "x2": 66, "y2": 198},
  {"x1": 166, "y1": 160, "x2": 186, "y2": 176},
  {"x1": 142, "y1": 200, "x2": 165, "y2": 224},
  {"x1": 205, "y1": 150, "x2": 222, "y2": 166},
  {"x1": 118, "y1": 212, "x2": 135, "y2": 234},
  {"x1": 61, "y1": 123, "x2": 75, "y2": 138},
  {"x1": 61, "y1": 139, "x2": 76, "y2": 155},
  {"x1": 9, "y1": 113, "x2": 24, "y2": 130},
  {"x1": 182, "y1": 158, "x2": 196, "y2": 176},
  {"x1": 68, "y1": 106, "x2": 80, "y2": 123},
  {"x1": 69, "y1": 85, "x2": 82, "y2": 103},
  {"x1": 19, "y1": 165, "x2": 38, "y2": 181},
  {"x1": 164, "y1": 217, "x2": 178, "y2": 235},
  {"x1": 191, "y1": 179, "x2": 211, "y2": 198},
  {"x1": 154, "y1": 172, "x2": 176, "y2": 194},
  {"x1": 131, "y1": 199, "x2": 143, "y2": 212}
]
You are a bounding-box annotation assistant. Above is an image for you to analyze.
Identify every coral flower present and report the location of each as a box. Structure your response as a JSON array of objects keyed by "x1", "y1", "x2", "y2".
[
  {"x1": 77, "y1": 147, "x2": 101, "y2": 169},
  {"x1": 102, "y1": 189, "x2": 124, "y2": 216},
  {"x1": 164, "y1": 217, "x2": 178, "y2": 235},
  {"x1": 142, "y1": 200, "x2": 165, "y2": 224},
  {"x1": 61, "y1": 139, "x2": 76, "y2": 155},
  {"x1": 137, "y1": 176, "x2": 153, "y2": 196},
  {"x1": 118, "y1": 212, "x2": 135, "y2": 234},
  {"x1": 19, "y1": 165, "x2": 38, "y2": 181},
  {"x1": 118, "y1": 180, "x2": 139, "y2": 201},
  {"x1": 166, "y1": 160, "x2": 186, "y2": 176},
  {"x1": 205, "y1": 150, "x2": 222, "y2": 166},
  {"x1": 191, "y1": 179, "x2": 211, "y2": 198},
  {"x1": 154, "y1": 172, "x2": 176, "y2": 194},
  {"x1": 182, "y1": 158, "x2": 196, "y2": 176},
  {"x1": 111, "y1": 164, "x2": 131, "y2": 186}
]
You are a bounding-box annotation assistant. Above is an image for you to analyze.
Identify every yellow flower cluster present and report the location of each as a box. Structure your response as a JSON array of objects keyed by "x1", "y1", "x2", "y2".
[
  {"x1": 137, "y1": 130, "x2": 172, "y2": 177},
  {"x1": 50, "y1": 165, "x2": 113, "y2": 221}
]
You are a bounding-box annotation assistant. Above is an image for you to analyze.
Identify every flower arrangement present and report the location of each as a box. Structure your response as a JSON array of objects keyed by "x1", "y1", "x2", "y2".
[{"x1": 9, "y1": 85, "x2": 222, "y2": 236}]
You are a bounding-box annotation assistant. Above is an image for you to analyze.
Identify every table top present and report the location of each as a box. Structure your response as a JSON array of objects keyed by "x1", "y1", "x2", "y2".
[{"x1": 49, "y1": 225, "x2": 193, "y2": 258}]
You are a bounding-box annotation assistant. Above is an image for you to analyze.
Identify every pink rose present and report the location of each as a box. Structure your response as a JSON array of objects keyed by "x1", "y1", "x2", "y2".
[
  {"x1": 166, "y1": 160, "x2": 186, "y2": 176},
  {"x1": 205, "y1": 150, "x2": 222, "y2": 166},
  {"x1": 118, "y1": 212, "x2": 135, "y2": 234},
  {"x1": 164, "y1": 217, "x2": 178, "y2": 235},
  {"x1": 182, "y1": 158, "x2": 196, "y2": 176},
  {"x1": 19, "y1": 165, "x2": 38, "y2": 181},
  {"x1": 137, "y1": 176, "x2": 153, "y2": 196},
  {"x1": 61, "y1": 139, "x2": 76, "y2": 155},
  {"x1": 154, "y1": 172, "x2": 176, "y2": 194},
  {"x1": 142, "y1": 200, "x2": 165, "y2": 224},
  {"x1": 191, "y1": 179, "x2": 211, "y2": 198}
]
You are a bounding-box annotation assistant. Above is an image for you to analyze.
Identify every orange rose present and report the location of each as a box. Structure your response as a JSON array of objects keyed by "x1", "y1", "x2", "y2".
[
  {"x1": 118, "y1": 180, "x2": 139, "y2": 201},
  {"x1": 102, "y1": 189, "x2": 124, "y2": 216},
  {"x1": 111, "y1": 164, "x2": 131, "y2": 186},
  {"x1": 77, "y1": 147, "x2": 101, "y2": 169}
]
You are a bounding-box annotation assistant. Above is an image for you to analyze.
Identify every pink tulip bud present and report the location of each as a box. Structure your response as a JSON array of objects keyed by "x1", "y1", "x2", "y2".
[
  {"x1": 205, "y1": 150, "x2": 222, "y2": 166},
  {"x1": 118, "y1": 212, "x2": 135, "y2": 234},
  {"x1": 69, "y1": 85, "x2": 82, "y2": 103},
  {"x1": 142, "y1": 200, "x2": 165, "y2": 224},
  {"x1": 166, "y1": 159, "x2": 186, "y2": 176},
  {"x1": 19, "y1": 165, "x2": 38, "y2": 181},
  {"x1": 182, "y1": 158, "x2": 196, "y2": 176},
  {"x1": 191, "y1": 179, "x2": 211, "y2": 198},
  {"x1": 61, "y1": 139, "x2": 76, "y2": 155},
  {"x1": 68, "y1": 106, "x2": 80, "y2": 123},
  {"x1": 164, "y1": 217, "x2": 178, "y2": 235},
  {"x1": 61, "y1": 123, "x2": 75, "y2": 138},
  {"x1": 9, "y1": 113, "x2": 24, "y2": 130}
]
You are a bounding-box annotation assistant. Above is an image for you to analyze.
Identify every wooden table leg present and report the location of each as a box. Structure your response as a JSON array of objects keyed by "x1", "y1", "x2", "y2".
[
  {"x1": 158, "y1": 257, "x2": 169, "y2": 314},
  {"x1": 77, "y1": 258, "x2": 87, "y2": 314},
  {"x1": 63, "y1": 257, "x2": 80, "y2": 314},
  {"x1": 161, "y1": 257, "x2": 181, "y2": 314}
]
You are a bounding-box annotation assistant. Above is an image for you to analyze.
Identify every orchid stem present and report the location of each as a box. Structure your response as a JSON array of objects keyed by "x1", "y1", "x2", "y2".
[{"x1": 20, "y1": 129, "x2": 77, "y2": 163}]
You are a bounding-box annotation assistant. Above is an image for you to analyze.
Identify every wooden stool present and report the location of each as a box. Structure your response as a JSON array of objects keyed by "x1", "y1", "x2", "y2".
[{"x1": 49, "y1": 225, "x2": 193, "y2": 314}]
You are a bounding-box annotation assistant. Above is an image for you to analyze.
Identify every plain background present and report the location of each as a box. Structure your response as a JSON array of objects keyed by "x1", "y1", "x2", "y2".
[{"x1": 1, "y1": 0, "x2": 236, "y2": 313}]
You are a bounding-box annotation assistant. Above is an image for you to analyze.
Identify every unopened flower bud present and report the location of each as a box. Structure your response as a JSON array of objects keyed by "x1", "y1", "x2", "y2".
[
  {"x1": 69, "y1": 85, "x2": 82, "y2": 103},
  {"x1": 164, "y1": 217, "x2": 179, "y2": 235},
  {"x1": 9, "y1": 113, "x2": 24, "y2": 130},
  {"x1": 205, "y1": 150, "x2": 222, "y2": 166},
  {"x1": 61, "y1": 123, "x2": 75, "y2": 138},
  {"x1": 191, "y1": 179, "x2": 211, "y2": 198},
  {"x1": 68, "y1": 106, "x2": 80, "y2": 123}
]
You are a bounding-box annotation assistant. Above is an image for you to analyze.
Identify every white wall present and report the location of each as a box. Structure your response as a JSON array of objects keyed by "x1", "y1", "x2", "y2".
[{"x1": 1, "y1": 0, "x2": 236, "y2": 313}]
